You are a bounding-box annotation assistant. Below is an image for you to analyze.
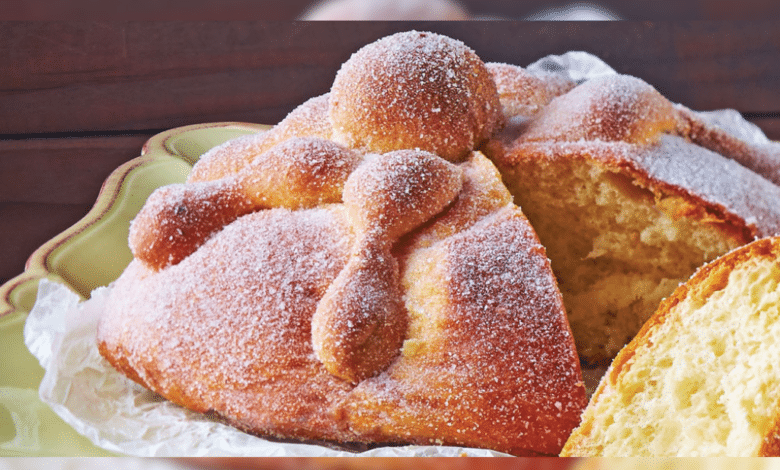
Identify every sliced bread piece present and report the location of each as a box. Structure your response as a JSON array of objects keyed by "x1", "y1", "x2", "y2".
[{"x1": 562, "y1": 236, "x2": 780, "y2": 456}]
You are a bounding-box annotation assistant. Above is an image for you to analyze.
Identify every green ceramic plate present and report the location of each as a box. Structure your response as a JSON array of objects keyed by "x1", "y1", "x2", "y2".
[{"x1": 0, "y1": 122, "x2": 271, "y2": 456}]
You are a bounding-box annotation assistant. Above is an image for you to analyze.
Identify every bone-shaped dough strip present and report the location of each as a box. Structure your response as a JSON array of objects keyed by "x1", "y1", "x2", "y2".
[
  {"x1": 312, "y1": 149, "x2": 463, "y2": 383},
  {"x1": 130, "y1": 137, "x2": 361, "y2": 270}
]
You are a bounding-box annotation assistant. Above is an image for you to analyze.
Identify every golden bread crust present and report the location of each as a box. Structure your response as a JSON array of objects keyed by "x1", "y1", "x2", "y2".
[
  {"x1": 675, "y1": 104, "x2": 780, "y2": 186},
  {"x1": 487, "y1": 62, "x2": 575, "y2": 119},
  {"x1": 99, "y1": 153, "x2": 586, "y2": 455},
  {"x1": 128, "y1": 179, "x2": 254, "y2": 270},
  {"x1": 101, "y1": 31, "x2": 587, "y2": 454},
  {"x1": 486, "y1": 71, "x2": 780, "y2": 365},
  {"x1": 188, "y1": 94, "x2": 333, "y2": 183},
  {"x1": 519, "y1": 75, "x2": 679, "y2": 145},
  {"x1": 329, "y1": 31, "x2": 502, "y2": 162},
  {"x1": 99, "y1": 30, "x2": 780, "y2": 456},
  {"x1": 312, "y1": 150, "x2": 463, "y2": 383}
]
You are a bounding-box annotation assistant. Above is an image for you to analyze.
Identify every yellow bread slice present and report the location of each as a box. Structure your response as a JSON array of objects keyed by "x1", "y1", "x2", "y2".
[{"x1": 562, "y1": 236, "x2": 780, "y2": 456}]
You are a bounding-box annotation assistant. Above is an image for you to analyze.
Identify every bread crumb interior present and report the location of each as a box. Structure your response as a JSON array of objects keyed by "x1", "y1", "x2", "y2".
[
  {"x1": 579, "y1": 257, "x2": 780, "y2": 456},
  {"x1": 500, "y1": 154, "x2": 742, "y2": 363}
]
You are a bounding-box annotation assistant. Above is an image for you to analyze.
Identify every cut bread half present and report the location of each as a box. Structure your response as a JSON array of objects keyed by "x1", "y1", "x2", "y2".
[
  {"x1": 561, "y1": 236, "x2": 780, "y2": 456},
  {"x1": 486, "y1": 74, "x2": 780, "y2": 364}
]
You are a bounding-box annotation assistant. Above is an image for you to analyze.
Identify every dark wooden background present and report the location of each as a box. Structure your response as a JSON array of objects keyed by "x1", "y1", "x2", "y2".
[
  {"x1": 2, "y1": 20, "x2": 780, "y2": 286},
  {"x1": 4, "y1": 0, "x2": 780, "y2": 21}
]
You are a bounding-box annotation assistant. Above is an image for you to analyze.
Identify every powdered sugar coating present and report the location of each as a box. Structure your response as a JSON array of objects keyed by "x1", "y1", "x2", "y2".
[
  {"x1": 312, "y1": 242, "x2": 406, "y2": 384},
  {"x1": 633, "y1": 135, "x2": 780, "y2": 238},
  {"x1": 487, "y1": 62, "x2": 575, "y2": 119},
  {"x1": 343, "y1": 150, "x2": 463, "y2": 240},
  {"x1": 312, "y1": 150, "x2": 463, "y2": 383},
  {"x1": 329, "y1": 31, "x2": 502, "y2": 162},
  {"x1": 189, "y1": 94, "x2": 333, "y2": 182},
  {"x1": 521, "y1": 74, "x2": 678, "y2": 145},
  {"x1": 500, "y1": 136, "x2": 780, "y2": 241},
  {"x1": 129, "y1": 179, "x2": 254, "y2": 270},
  {"x1": 98, "y1": 151, "x2": 585, "y2": 455},
  {"x1": 97, "y1": 30, "x2": 602, "y2": 455},
  {"x1": 100, "y1": 207, "x2": 357, "y2": 438},
  {"x1": 238, "y1": 136, "x2": 362, "y2": 209},
  {"x1": 676, "y1": 104, "x2": 780, "y2": 187},
  {"x1": 132, "y1": 136, "x2": 362, "y2": 271},
  {"x1": 350, "y1": 208, "x2": 585, "y2": 455},
  {"x1": 491, "y1": 70, "x2": 780, "y2": 239}
]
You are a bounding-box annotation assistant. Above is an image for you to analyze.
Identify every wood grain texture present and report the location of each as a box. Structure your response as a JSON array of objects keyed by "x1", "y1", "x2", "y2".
[
  {"x1": 0, "y1": 135, "x2": 150, "y2": 204},
  {"x1": 0, "y1": 202, "x2": 93, "y2": 285},
  {"x1": 0, "y1": 135, "x2": 150, "y2": 284},
  {"x1": 2, "y1": 22, "x2": 779, "y2": 135},
  {"x1": 2, "y1": 21, "x2": 780, "y2": 287}
]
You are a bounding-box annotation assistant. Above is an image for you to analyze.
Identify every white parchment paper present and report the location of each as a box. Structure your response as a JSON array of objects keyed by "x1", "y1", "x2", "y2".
[
  {"x1": 23, "y1": 279, "x2": 506, "y2": 457},
  {"x1": 526, "y1": 50, "x2": 618, "y2": 84},
  {"x1": 21, "y1": 51, "x2": 775, "y2": 457}
]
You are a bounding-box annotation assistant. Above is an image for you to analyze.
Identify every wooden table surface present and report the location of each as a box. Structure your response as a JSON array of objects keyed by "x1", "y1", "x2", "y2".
[{"x1": 2, "y1": 21, "x2": 780, "y2": 287}]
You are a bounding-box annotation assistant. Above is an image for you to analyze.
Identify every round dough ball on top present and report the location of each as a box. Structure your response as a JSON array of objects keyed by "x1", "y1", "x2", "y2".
[{"x1": 329, "y1": 30, "x2": 503, "y2": 162}]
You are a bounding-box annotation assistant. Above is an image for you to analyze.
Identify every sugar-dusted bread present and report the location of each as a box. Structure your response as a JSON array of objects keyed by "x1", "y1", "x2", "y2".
[
  {"x1": 97, "y1": 29, "x2": 780, "y2": 455},
  {"x1": 485, "y1": 72, "x2": 780, "y2": 364},
  {"x1": 98, "y1": 31, "x2": 587, "y2": 455},
  {"x1": 99, "y1": 151, "x2": 586, "y2": 455},
  {"x1": 486, "y1": 62, "x2": 575, "y2": 119},
  {"x1": 328, "y1": 31, "x2": 503, "y2": 163},
  {"x1": 561, "y1": 236, "x2": 780, "y2": 456},
  {"x1": 187, "y1": 93, "x2": 334, "y2": 183}
]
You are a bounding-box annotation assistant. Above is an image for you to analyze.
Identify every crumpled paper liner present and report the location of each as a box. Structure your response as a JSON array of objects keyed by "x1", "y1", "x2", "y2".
[
  {"x1": 23, "y1": 279, "x2": 506, "y2": 457},
  {"x1": 527, "y1": 50, "x2": 618, "y2": 83},
  {"x1": 21, "y1": 51, "x2": 776, "y2": 457}
]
